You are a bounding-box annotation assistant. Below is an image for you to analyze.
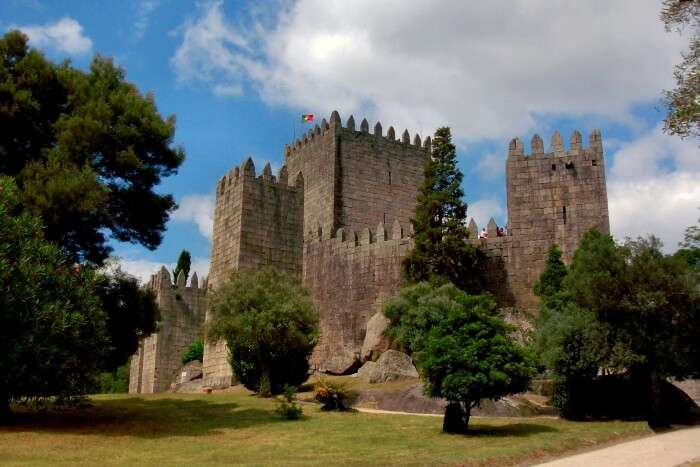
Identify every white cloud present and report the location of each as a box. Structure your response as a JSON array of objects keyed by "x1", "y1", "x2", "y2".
[
  {"x1": 113, "y1": 256, "x2": 210, "y2": 286},
  {"x1": 134, "y1": 0, "x2": 159, "y2": 41},
  {"x1": 171, "y1": 0, "x2": 250, "y2": 91},
  {"x1": 171, "y1": 0, "x2": 684, "y2": 140},
  {"x1": 171, "y1": 194, "x2": 215, "y2": 240},
  {"x1": 16, "y1": 17, "x2": 92, "y2": 55},
  {"x1": 607, "y1": 125, "x2": 700, "y2": 252},
  {"x1": 468, "y1": 198, "x2": 504, "y2": 230}
]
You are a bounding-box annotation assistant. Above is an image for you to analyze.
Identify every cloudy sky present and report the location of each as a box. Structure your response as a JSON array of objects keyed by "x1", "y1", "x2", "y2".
[{"x1": 2, "y1": 0, "x2": 698, "y2": 283}]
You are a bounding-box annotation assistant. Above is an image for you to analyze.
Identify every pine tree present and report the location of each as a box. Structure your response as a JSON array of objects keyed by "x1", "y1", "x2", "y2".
[
  {"x1": 173, "y1": 249, "x2": 192, "y2": 285},
  {"x1": 403, "y1": 127, "x2": 485, "y2": 293}
]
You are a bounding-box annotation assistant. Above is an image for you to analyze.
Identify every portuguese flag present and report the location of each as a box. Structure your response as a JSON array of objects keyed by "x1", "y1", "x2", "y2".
[{"x1": 301, "y1": 114, "x2": 314, "y2": 122}]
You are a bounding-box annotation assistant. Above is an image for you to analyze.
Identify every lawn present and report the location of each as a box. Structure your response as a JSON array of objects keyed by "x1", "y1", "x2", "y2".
[{"x1": 0, "y1": 386, "x2": 651, "y2": 466}]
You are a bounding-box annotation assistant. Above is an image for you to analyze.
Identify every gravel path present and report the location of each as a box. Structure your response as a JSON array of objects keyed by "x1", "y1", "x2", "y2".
[{"x1": 535, "y1": 426, "x2": 700, "y2": 467}]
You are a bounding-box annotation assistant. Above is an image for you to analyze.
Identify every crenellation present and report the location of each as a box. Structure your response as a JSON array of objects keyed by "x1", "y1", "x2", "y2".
[
  {"x1": 401, "y1": 129, "x2": 410, "y2": 143},
  {"x1": 374, "y1": 121, "x2": 382, "y2": 136},
  {"x1": 360, "y1": 118, "x2": 369, "y2": 133},
  {"x1": 387, "y1": 126, "x2": 396, "y2": 140}
]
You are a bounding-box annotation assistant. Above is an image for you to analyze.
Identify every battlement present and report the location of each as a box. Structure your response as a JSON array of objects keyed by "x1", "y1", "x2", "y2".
[
  {"x1": 146, "y1": 266, "x2": 208, "y2": 294},
  {"x1": 284, "y1": 110, "x2": 432, "y2": 158},
  {"x1": 307, "y1": 218, "x2": 411, "y2": 248},
  {"x1": 215, "y1": 158, "x2": 303, "y2": 196},
  {"x1": 507, "y1": 129, "x2": 603, "y2": 160}
]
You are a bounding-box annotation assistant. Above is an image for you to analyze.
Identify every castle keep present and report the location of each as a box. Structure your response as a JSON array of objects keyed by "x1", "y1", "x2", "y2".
[{"x1": 130, "y1": 110, "x2": 609, "y2": 392}]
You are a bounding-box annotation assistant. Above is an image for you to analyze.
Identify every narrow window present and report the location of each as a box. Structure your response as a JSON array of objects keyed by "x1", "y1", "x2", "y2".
[
  {"x1": 563, "y1": 206, "x2": 567, "y2": 225},
  {"x1": 551, "y1": 164, "x2": 556, "y2": 171},
  {"x1": 388, "y1": 171, "x2": 392, "y2": 185},
  {"x1": 592, "y1": 159, "x2": 597, "y2": 166},
  {"x1": 383, "y1": 212, "x2": 387, "y2": 224}
]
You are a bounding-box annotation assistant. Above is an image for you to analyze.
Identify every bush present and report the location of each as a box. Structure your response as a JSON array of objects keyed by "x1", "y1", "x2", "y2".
[
  {"x1": 275, "y1": 385, "x2": 303, "y2": 420},
  {"x1": 97, "y1": 362, "x2": 130, "y2": 394},
  {"x1": 314, "y1": 379, "x2": 358, "y2": 411},
  {"x1": 208, "y1": 267, "x2": 318, "y2": 396},
  {"x1": 181, "y1": 340, "x2": 204, "y2": 365}
]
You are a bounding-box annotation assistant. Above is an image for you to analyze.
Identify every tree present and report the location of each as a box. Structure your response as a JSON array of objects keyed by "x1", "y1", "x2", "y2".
[
  {"x1": 0, "y1": 31, "x2": 184, "y2": 265},
  {"x1": 0, "y1": 176, "x2": 108, "y2": 416},
  {"x1": 535, "y1": 229, "x2": 700, "y2": 428},
  {"x1": 403, "y1": 127, "x2": 485, "y2": 293},
  {"x1": 385, "y1": 283, "x2": 535, "y2": 432},
  {"x1": 173, "y1": 250, "x2": 192, "y2": 285},
  {"x1": 533, "y1": 245, "x2": 567, "y2": 299},
  {"x1": 95, "y1": 267, "x2": 159, "y2": 372},
  {"x1": 676, "y1": 212, "x2": 700, "y2": 269},
  {"x1": 207, "y1": 267, "x2": 318, "y2": 396},
  {"x1": 661, "y1": 1, "x2": 700, "y2": 140}
]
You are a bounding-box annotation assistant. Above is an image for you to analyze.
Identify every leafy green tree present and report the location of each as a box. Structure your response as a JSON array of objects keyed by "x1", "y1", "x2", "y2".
[
  {"x1": 661, "y1": 1, "x2": 700, "y2": 140},
  {"x1": 385, "y1": 283, "x2": 535, "y2": 432},
  {"x1": 0, "y1": 176, "x2": 108, "y2": 416},
  {"x1": 173, "y1": 250, "x2": 192, "y2": 285},
  {"x1": 403, "y1": 127, "x2": 485, "y2": 293},
  {"x1": 535, "y1": 229, "x2": 700, "y2": 428},
  {"x1": 0, "y1": 31, "x2": 184, "y2": 265},
  {"x1": 676, "y1": 213, "x2": 700, "y2": 269},
  {"x1": 95, "y1": 267, "x2": 159, "y2": 372},
  {"x1": 208, "y1": 267, "x2": 318, "y2": 396}
]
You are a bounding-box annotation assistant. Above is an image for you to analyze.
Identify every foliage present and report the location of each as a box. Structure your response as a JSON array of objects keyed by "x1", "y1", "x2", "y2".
[
  {"x1": 275, "y1": 384, "x2": 303, "y2": 420},
  {"x1": 97, "y1": 361, "x2": 130, "y2": 394},
  {"x1": 0, "y1": 176, "x2": 108, "y2": 414},
  {"x1": 208, "y1": 267, "x2": 318, "y2": 396},
  {"x1": 386, "y1": 282, "x2": 535, "y2": 432},
  {"x1": 95, "y1": 266, "x2": 159, "y2": 372},
  {"x1": 534, "y1": 229, "x2": 700, "y2": 427},
  {"x1": 181, "y1": 340, "x2": 204, "y2": 365},
  {"x1": 0, "y1": 30, "x2": 184, "y2": 265},
  {"x1": 402, "y1": 127, "x2": 486, "y2": 293},
  {"x1": 533, "y1": 245, "x2": 567, "y2": 299},
  {"x1": 676, "y1": 212, "x2": 700, "y2": 269},
  {"x1": 314, "y1": 379, "x2": 358, "y2": 411},
  {"x1": 173, "y1": 250, "x2": 191, "y2": 285},
  {"x1": 661, "y1": 1, "x2": 700, "y2": 139}
]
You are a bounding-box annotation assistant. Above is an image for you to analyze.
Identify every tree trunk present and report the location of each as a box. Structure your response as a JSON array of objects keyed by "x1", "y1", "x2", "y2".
[
  {"x1": 443, "y1": 401, "x2": 468, "y2": 433},
  {"x1": 647, "y1": 368, "x2": 669, "y2": 431}
]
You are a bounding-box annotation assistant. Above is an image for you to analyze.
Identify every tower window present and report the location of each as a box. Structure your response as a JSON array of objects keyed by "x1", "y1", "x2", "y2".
[
  {"x1": 592, "y1": 159, "x2": 597, "y2": 166},
  {"x1": 551, "y1": 164, "x2": 556, "y2": 171},
  {"x1": 563, "y1": 206, "x2": 567, "y2": 225},
  {"x1": 388, "y1": 171, "x2": 392, "y2": 185}
]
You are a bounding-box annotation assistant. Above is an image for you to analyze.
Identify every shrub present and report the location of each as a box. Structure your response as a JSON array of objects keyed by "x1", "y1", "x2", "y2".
[
  {"x1": 314, "y1": 379, "x2": 358, "y2": 411},
  {"x1": 275, "y1": 385, "x2": 303, "y2": 420},
  {"x1": 181, "y1": 340, "x2": 204, "y2": 365},
  {"x1": 97, "y1": 362, "x2": 130, "y2": 394},
  {"x1": 208, "y1": 267, "x2": 318, "y2": 395}
]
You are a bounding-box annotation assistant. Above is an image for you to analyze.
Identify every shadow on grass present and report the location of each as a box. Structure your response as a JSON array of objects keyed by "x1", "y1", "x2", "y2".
[
  {"x1": 1, "y1": 397, "x2": 282, "y2": 438},
  {"x1": 461, "y1": 423, "x2": 559, "y2": 437}
]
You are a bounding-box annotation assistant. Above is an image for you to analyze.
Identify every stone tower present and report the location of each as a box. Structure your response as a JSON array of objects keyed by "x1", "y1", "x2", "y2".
[{"x1": 470, "y1": 130, "x2": 609, "y2": 311}]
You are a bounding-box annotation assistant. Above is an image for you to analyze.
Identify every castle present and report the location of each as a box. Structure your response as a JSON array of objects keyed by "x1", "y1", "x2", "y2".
[{"x1": 129, "y1": 111, "x2": 609, "y2": 392}]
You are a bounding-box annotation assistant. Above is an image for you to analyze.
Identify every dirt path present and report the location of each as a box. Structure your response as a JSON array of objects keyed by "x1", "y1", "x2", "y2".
[
  {"x1": 355, "y1": 406, "x2": 559, "y2": 419},
  {"x1": 534, "y1": 426, "x2": 700, "y2": 467}
]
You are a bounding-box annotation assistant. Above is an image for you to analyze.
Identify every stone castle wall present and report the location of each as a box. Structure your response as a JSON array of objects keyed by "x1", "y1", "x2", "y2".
[
  {"x1": 196, "y1": 111, "x2": 611, "y2": 387},
  {"x1": 304, "y1": 220, "x2": 411, "y2": 374},
  {"x1": 203, "y1": 160, "x2": 304, "y2": 388},
  {"x1": 129, "y1": 268, "x2": 207, "y2": 394}
]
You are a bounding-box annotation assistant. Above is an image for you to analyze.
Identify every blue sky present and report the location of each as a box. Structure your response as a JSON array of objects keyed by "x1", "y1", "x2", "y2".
[{"x1": 2, "y1": 0, "x2": 698, "y2": 282}]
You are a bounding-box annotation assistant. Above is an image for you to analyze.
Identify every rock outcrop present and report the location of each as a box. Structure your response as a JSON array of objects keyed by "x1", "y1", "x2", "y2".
[
  {"x1": 361, "y1": 311, "x2": 394, "y2": 362},
  {"x1": 357, "y1": 350, "x2": 418, "y2": 383}
]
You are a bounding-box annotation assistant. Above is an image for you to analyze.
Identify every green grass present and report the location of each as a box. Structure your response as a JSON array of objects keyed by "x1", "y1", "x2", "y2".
[{"x1": 0, "y1": 386, "x2": 651, "y2": 466}]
